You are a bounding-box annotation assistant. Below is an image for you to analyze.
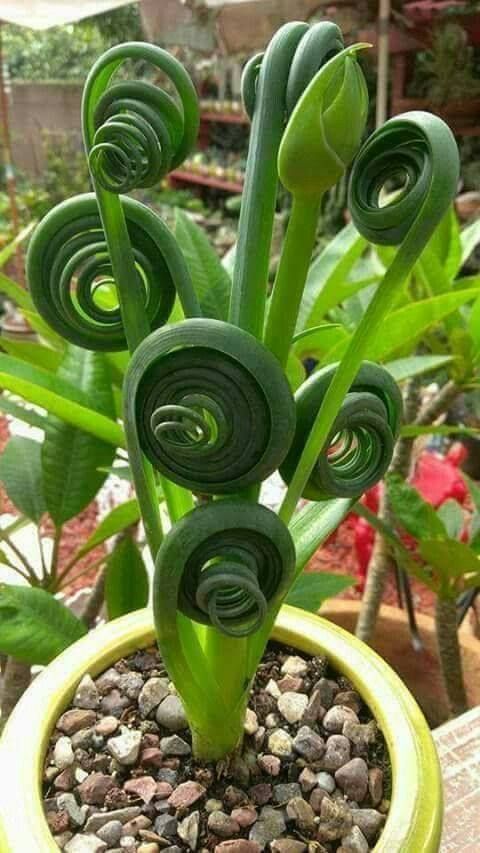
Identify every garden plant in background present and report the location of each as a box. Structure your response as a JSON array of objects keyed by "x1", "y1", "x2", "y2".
[{"x1": 6, "y1": 16, "x2": 459, "y2": 764}]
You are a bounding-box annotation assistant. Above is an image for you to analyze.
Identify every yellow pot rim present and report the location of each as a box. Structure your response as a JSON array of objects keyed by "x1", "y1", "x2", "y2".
[{"x1": 0, "y1": 605, "x2": 442, "y2": 852}]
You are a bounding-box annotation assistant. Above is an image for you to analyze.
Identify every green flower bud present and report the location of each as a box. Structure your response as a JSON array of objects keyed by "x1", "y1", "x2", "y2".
[{"x1": 279, "y1": 45, "x2": 370, "y2": 198}]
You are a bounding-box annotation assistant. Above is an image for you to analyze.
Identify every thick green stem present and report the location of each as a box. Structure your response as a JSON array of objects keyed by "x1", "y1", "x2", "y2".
[
  {"x1": 191, "y1": 694, "x2": 247, "y2": 760},
  {"x1": 435, "y1": 596, "x2": 468, "y2": 717},
  {"x1": 264, "y1": 195, "x2": 321, "y2": 367},
  {"x1": 204, "y1": 628, "x2": 249, "y2": 708}
]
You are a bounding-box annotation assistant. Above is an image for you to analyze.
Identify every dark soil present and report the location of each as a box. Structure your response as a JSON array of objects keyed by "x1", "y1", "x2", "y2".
[{"x1": 42, "y1": 643, "x2": 391, "y2": 853}]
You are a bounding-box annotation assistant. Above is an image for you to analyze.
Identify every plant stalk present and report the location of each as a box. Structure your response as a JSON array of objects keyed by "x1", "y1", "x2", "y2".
[
  {"x1": 0, "y1": 657, "x2": 31, "y2": 723},
  {"x1": 435, "y1": 596, "x2": 468, "y2": 717}
]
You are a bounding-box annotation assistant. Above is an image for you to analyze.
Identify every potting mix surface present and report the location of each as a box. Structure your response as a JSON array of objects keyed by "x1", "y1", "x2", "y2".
[{"x1": 42, "y1": 643, "x2": 390, "y2": 852}]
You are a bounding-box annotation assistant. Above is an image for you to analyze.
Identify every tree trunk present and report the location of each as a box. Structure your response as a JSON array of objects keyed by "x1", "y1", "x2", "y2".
[
  {"x1": 1, "y1": 657, "x2": 31, "y2": 724},
  {"x1": 435, "y1": 597, "x2": 468, "y2": 717},
  {"x1": 356, "y1": 380, "x2": 460, "y2": 643},
  {"x1": 80, "y1": 567, "x2": 106, "y2": 628}
]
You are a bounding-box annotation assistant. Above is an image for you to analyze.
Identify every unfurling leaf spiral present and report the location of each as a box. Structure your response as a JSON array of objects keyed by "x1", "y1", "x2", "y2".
[
  {"x1": 280, "y1": 362, "x2": 402, "y2": 500},
  {"x1": 123, "y1": 319, "x2": 296, "y2": 494},
  {"x1": 154, "y1": 501, "x2": 296, "y2": 637},
  {"x1": 27, "y1": 193, "x2": 197, "y2": 351},
  {"x1": 348, "y1": 110, "x2": 459, "y2": 253},
  {"x1": 82, "y1": 42, "x2": 199, "y2": 193}
]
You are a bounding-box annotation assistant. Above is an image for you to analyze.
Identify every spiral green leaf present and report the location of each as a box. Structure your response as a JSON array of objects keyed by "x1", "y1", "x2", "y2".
[
  {"x1": 123, "y1": 318, "x2": 296, "y2": 494},
  {"x1": 280, "y1": 362, "x2": 402, "y2": 500},
  {"x1": 154, "y1": 500, "x2": 296, "y2": 637},
  {"x1": 27, "y1": 193, "x2": 199, "y2": 351},
  {"x1": 230, "y1": 20, "x2": 344, "y2": 337},
  {"x1": 82, "y1": 42, "x2": 199, "y2": 193},
  {"x1": 348, "y1": 110, "x2": 459, "y2": 253}
]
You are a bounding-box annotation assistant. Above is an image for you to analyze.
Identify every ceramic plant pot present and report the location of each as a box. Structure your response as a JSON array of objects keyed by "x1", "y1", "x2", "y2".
[{"x1": 0, "y1": 605, "x2": 443, "y2": 851}]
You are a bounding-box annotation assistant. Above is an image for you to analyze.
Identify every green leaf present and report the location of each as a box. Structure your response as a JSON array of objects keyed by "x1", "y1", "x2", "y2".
[
  {"x1": 285, "y1": 352, "x2": 306, "y2": 392},
  {"x1": 174, "y1": 208, "x2": 231, "y2": 320},
  {"x1": 387, "y1": 474, "x2": 446, "y2": 541},
  {"x1": 292, "y1": 324, "x2": 347, "y2": 360},
  {"x1": 0, "y1": 584, "x2": 86, "y2": 665},
  {"x1": 436, "y1": 500, "x2": 464, "y2": 540},
  {"x1": 0, "y1": 223, "x2": 35, "y2": 269},
  {"x1": 463, "y1": 473, "x2": 480, "y2": 514},
  {"x1": 0, "y1": 394, "x2": 45, "y2": 430},
  {"x1": 0, "y1": 354, "x2": 125, "y2": 448},
  {"x1": 0, "y1": 271, "x2": 35, "y2": 311},
  {"x1": 97, "y1": 464, "x2": 133, "y2": 483},
  {"x1": 323, "y1": 289, "x2": 480, "y2": 364},
  {"x1": 419, "y1": 538, "x2": 480, "y2": 579},
  {"x1": 0, "y1": 436, "x2": 45, "y2": 522},
  {"x1": 297, "y1": 222, "x2": 368, "y2": 330},
  {"x1": 290, "y1": 498, "x2": 353, "y2": 574},
  {"x1": 460, "y1": 217, "x2": 480, "y2": 268},
  {"x1": 286, "y1": 571, "x2": 355, "y2": 612},
  {"x1": 401, "y1": 424, "x2": 480, "y2": 439},
  {"x1": 385, "y1": 355, "x2": 454, "y2": 382},
  {"x1": 77, "y1": 498, "x2": 143, "y2": 557},
  {"x1": 469, "y1": 296, "x2": 480, "y2": 358},
  {"x1": 42, "y1": 346, "x2": 116, "y2": 525},
  {"x1": 105, "y1": 535, "x2": 149, "y2": 620},
  {"x1": 0, "y1": 337, "x2": 62, "y2": 372}
]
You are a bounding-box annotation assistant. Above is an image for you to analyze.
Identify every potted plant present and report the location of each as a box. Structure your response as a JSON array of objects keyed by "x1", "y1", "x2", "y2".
[{"x1": 0, "y1": 21, "x2": 459, "y2": 851}]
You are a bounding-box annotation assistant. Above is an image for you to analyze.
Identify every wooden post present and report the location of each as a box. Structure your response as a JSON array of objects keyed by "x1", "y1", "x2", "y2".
[{"x1": 376, "y1": 0, "x2": 391, "y2": 128}]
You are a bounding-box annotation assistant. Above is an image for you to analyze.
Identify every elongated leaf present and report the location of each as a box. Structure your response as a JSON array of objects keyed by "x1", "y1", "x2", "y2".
[
  {"x1": 77, "y1": 498, "x2": 143, "y2": 557},
  {"x1": 286, "y1": 571, "x2": 355, "y2": 612},
  {"x1": 0, "y1": 394, "x2": 45, "y2": 430},
  {"x1": 297, "y1": 222, "x2": 368, "y2": 330},
  {"x1": 0, "y1": 223, "x2": 35, "y2": 269},
  {"x1": 436, "y1": 500, "x2": 464, "y2": 540},
  {"x1": 385, "y1": 355, "x2": 454, "y2": 382},
  {"x1": 97, "y1": 464, "x2": 133, "y2": 482},
  {"x1": 387, "y1": 474, "x2": 446, "y2": 541},
  {"x1": 290, "y1": 498, "x2": 353, "y2": 574},
  {"x1": 174, "y1": 208, "x2": 231, "y2": 320},
  {"x1": 469, "y1": 295, "x2": 480, "y2": 357},
  {"x1": 463, "y1": 473, "x2": 480, "y2": 514},
  {"x1": 0, "y1": 584, "x2": 86, "y2": 664},
  {"x1": 0, "y1": 338, "x2": 62, "y2": 372},
  {"x1": 401, "y1": 424, "x2": 480, "y2": 438},
  {"x1": 285, "y1": 352, "x2": 305, "y2": 392},
  {"x1": 419, "y1": 538, "x2": 480, "y2": 579},
  {"x1": 0, "y1": 436, "x2": 45, "y2": 522},
  {"x1": 461, "y1": 217, "x2": 480, "y2": 268},
  {"x1": 42, "y1": 346, "x2": 116, "y2": 525},
  {"x1": 0, "y1": 354, "x2": 124, "y2": 447},
  {"x1": 105, "y1": 535, "x2": 149, "y2": 620},
  {"x1": 0, "y1": 271, "x2": 35, "y2": 311},
  {"x1": 293, "y1": 325, "x2": 348, "y2": 361},
  {"x1": 323, "y1": 289, "x2": 480, "y2": 364}
]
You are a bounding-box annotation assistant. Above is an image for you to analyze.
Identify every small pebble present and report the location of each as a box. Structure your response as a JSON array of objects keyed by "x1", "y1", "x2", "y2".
[
  {"x1": 100, "y1": 690, "x2": 131, "y2": 718},
  {"x1": 156, "y1": 694, "x2": 188, "y2": 731},
  {"x1": 107, "y1": 728, "x2": 142, "y2": 766},
  {"x1": 342, "y1": 720, "x2": 377, "y2": 755},
  {"x1": 54, "y1": 736, "x2": 74, "y2": 770},
  {"x1": 292, "y1": 726, "x2": 325, "y2": 762},
  {"x1": 340, "y1": 826, "x2": 369, "y2": 853},
  {"x1": 267, "y1": 729, "x2": 293, "y2": 758},
  {"x1": 317, "y1": 798, "x2": 353, "y2": 842},
  {"x1": 323, "y1": 706, "x2": 359, "y2": 734},
  {"x1": 94, "y1": 668, "x2": 121, "y2": 695},
  {"x1": 249, "y1": 783, "x2": 272, "y2": 806},
  {"x1": 208, "y1": 810, "x2": 241, "y2": 837},
  {"x1": 178, "y1": 811, "x2": 200, "y2": 850},
  {"x1": 335, "y1": 758, "x2": 369, "y2": 803},
  {"x1": 316, "y1": 772, "x2": 336, "y2": 794},
  {"x1": 271, "y1": 841, "x2": 307, "y2": 853},
  {"x1": 124, "y1": 776, "x2": 157, "y2": 804},
  {"x1": 334, "y1": 691, "x2": 362, "y2": 714},
  {"x1": 95, "y1": 716, "x2": 119, "y2": 737},
  {"x1": 154, "y1": 813, "x2": 178, "y2": 837},
  {"x1": 206, "y1": 798, "x2": 224, "y2": 813},
  {"x1": 160, "y1": 734, "x2": 191, "y2": 756},
  {"x1": 277, "y1": 692, "x2": 308, "y2": 724},
  {"x1": 285, "y1": 796, "x2": 316, "y2": 833},
  {"x1": 119, "y1": 671, "x2": 144, "y2": 699},
  {"x1": 84, "y1": 808, "x2": 141, "y2": 833},
  {"x1": 57, "y1": 710, "x2": 96, "y2": 736},
  {"x1": 257, "y1": 754, "x2": 280, "y2": 776},
  {"x1": 231, "y1": 806, "x2": 257, "y2": 828},
  {"x1": 281, "y1": 656, "x2": 307, "y2": 677},
  {"x1": 265, "y1": 679, "x2": 281, "y2": 699},
  {"x1": 309, "y1": 788, "x2": 330, "y2": 814},
  {"x1": 322, "y1": 735, "x2": 351, "y2": 772},
  {"x1": 77, "y1": 773, "x2": 116, "y2": 806},
  {"x1": 97, "y1": 820, "x2": 123, "y2": 846},
  {"x1": 314, "y1": 678, "x2": 334, "y2": 709},
  {"x1": 351, "y1": 809, "x2": 385, "y2": 842},
  {"x1": 64, "y1": 835, "x2": 107, "y2": 853},
  {"x1": 215, "y1": 843, "x2": 261, "y2": 853},
  {"x1": 56, "y1": 793, "x2": 88, "y2": 828},
  {"x1": 273, "y1": 783, "x2": 301, "y2": 803},
  {"x1": 298, "y1": 767, "x2": 317, "y2": 793},
  {"x1": 73, "y1": 675, "x2": 99, "y2": 710},
  {"x1": 265, "y1": 713, "x2": 279, "y2": 729},
  {"x1": 368, "y1": 767, "x2": 384, "y2": 807},
  {"x1": 244, "y1": 708, "x2": 259, "y2": 735},
  {"x1": 138, "y1": 677, "x2": 169, "y2": 718},
  {"x1": 168, "y1": 780, "x2": 206, "y2": 809},
  {"x1": 277, "y1": 675, "x2": 303, "y2": 693},
  {"x1": 249, "y1": 805, "x2": 286, "y2": 847},
  {"x1": 138, "y1": 845, "x2": 160, "y2": 853}
]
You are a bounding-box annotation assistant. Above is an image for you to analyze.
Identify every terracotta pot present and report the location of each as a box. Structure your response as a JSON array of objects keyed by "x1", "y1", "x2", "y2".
[
  {"x1": 0, "y1": 606, "x2": 443, "y2": 851},
  {"x1": 321, "y1": 600, "x2": 480, "y2": 727}
]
